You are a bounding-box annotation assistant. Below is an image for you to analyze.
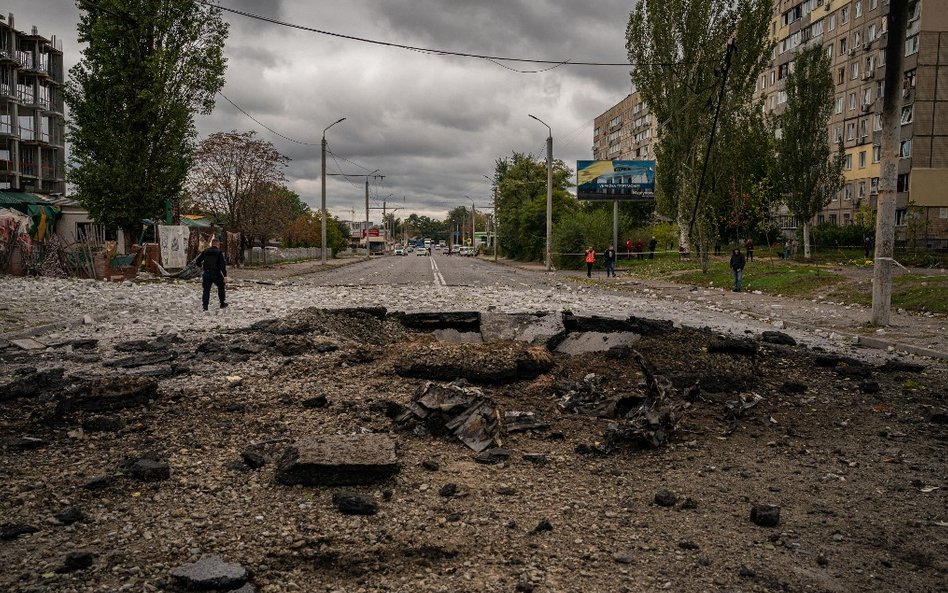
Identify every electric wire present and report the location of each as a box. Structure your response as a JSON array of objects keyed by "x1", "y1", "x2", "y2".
[
  {"x1": 200, "y1": 1, "x2": 714, "y2": 69},
  {"x1": 217, "y1": 91, "x2": 319, "y2": 146}
]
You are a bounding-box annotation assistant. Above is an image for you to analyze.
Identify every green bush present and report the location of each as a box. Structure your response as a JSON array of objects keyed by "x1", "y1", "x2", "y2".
[
  {"x1": 810, "y1": 223, "x2": 871, "y2": 248},
  {"x1": 553, "y1": 209, "x2": 614, "y2": 269}
]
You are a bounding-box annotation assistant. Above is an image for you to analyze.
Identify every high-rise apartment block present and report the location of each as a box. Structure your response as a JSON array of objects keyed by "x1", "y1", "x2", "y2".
[
  {"x1": 761, "y1": 0, "x2": 947, "y2": 247},
  {"x1": 0, "y1": 13, "x2": 65, "y2": 195},
  {"x1": 594, "y1": 0, "x2": 948, "y2": 248}
]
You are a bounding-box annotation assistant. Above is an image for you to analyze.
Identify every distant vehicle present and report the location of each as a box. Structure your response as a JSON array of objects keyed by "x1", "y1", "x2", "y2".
[
  {"x1": 393, "y1": 246, "x2": 405, "y2": 256},
  {"x1": 458, "y1": 246, "x2": 472, "y2": 256},
  {"x1": 416, "y1": 247, "x2": 430, "y2": 256},
  {"x1": 264, "y1": 246, "x2": 285, "y2": 259},
  {"x1": 451, "y1": 245, "x2": 461, "y2": 254}
]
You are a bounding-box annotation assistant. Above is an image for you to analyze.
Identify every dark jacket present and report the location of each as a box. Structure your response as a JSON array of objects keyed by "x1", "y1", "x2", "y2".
[
  {"x1": 603, "y1": 248, "x2": 616, "y2": 263},
  {"x1": 196, "y1": 246, "x2": 227, "y2": 277},
  {"x1": 730, "y1": 252, "x2": 746, "y2": 271}
]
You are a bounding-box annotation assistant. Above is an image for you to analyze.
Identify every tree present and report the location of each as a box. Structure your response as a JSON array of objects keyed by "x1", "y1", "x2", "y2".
[
  {"x1": 283, "y1": 211, "x2": 349, "y2": 254},
  {"x1": 773, "y1": 44, "x2": 844, "y2": 259},
  {"x1": 494, "y1": 152, "x2": 576, "y2": 262},
  {"x1": 626, "y1": 0, "x2": 773, "y2": 263},
  {"x1": 240, "y1": 185, "x2": 306, "y2": 247},
  {"x1": 65, "y1": 0, "x2": 227, "y2": 241},
  {"x1": 188, "y1": 131, "x2": 289, "y2": 242}
]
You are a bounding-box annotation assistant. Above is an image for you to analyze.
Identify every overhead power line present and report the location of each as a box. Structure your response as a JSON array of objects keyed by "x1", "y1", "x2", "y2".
[
  {"x1": 217, "y1": 91, "x2": 319, "y2": 146},
  {"x1": 200, "y1": 1, "x2": 705, "y2": 68}
]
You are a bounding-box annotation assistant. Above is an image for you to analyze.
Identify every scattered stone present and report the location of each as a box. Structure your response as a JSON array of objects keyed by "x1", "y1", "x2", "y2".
[
  {"x1": 302, "y1": 395, "x2": 328, "y2": 409},
  {"x1": 125, "y1": 457, "x2": 170, "y2": 482},
  {"x1": 724, "y1": 393, "x2": 763, "y2": 421},
  {"x1": 738, "y1": 565, "x2": 756, "y2": 578},
  {"x1": 225, "y1": 375, "x2": 243, "y2": 387},
  {"x1": 439, "y1": 483, "x2": 458, "y2": 497},
  {"x1": 522, "y1": 453, "x2": 548, "y2": 466},
  {"x1": 504, "y1": 410, "x2": 550, "y2": 433},
  {"x1": 680, "y1": 498, "x2": 699, "y2": 510},
  {"x1": 54, "y1": 507, "x2": 85, "y2": 525},
  {"x1": 654, "y1": 490, "x2": 678, "y2": 507},
  {"x1": 274, "y1": 434, "x2": 399, "y2": 486},
  {"x1": 331, "y1": 492, "x2": 379, "y2": 515},
  {"x1": 929, "y1": 410, "x2": 948, "y2": 424},
  {"x1": 678, "y1": 540, "x2": 700, "y2": 550},
  {"x1": 58, "y1": 550, "x2": 96, "y2": 572},
  {"x1": 0, "y1": 523, "x2": 38, "y2": 540},
  {"x1": 817, "y1": 553, "x2": 829, "y2": 566},
  {"x1": 82, "y1": 475, "x2": 116, "y2": 490},
  {"x1": 10, "y1": 338, "x2": 45, "y2": 350},
  {"x1": 240, "y1": 451, "x2": 266, "y2": 469},
  {"x1": 2, "y1": 436, "x2": 47, "y2": 451},
  {"x1": 532, "y1": 518, "x2": 553, "y2": 533},
  {"x1": 170, "y1": 555, "x2": 249, "y2": 591},
  {"x1": 859, "y1": 380, "x2": 881, "y2": 394},
  {"x1": 496, "y1": 486, "x2": 517, "y2": 495},
  {"x1": 420, "y1": 458, "x2": 440, "y2": 471},
  {"x1": 613, "y1": 553, "x2": 634, "y2": 564},
  {"x1": 228, "y1": 584, "x2": 258, "y2": 593},
  {"x1": 761, "y1": 331, "x2": 796, "y2": 346},
  {"x1": 82, "y1": 314, "x2": 94, "y2": 325},
  {"x1": 750, "y1": 504, "x2": 781, "y2": 527}
]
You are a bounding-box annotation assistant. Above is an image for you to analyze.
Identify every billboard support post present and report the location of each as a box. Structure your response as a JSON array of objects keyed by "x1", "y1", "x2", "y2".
[{"x1": 613, "y1": 200, "x2": 618, "y2": 253}]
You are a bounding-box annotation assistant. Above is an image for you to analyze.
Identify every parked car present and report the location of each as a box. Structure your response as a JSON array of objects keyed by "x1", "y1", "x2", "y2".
[
  {"x1": 451, "y1": 245, "x2": 461, "y2": 254},
  {"x1": 416, "y1": 247, "x2": 430, "y2": 256},
  {"x1": 394, "y1": 246, "x2": 405, "y2": 256}
]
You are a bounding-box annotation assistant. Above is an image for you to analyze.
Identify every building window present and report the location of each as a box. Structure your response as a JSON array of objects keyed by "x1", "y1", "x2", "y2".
[
  {"x1": 844, "y1": 184, "x2": 853, "y2": 200},
  {"x1": 905, "y1": 35, "x2": 919, "y2": 56},
  {"x1": 939, "y1": 207, "x2": 948, "y2": 219},
  {"x1": 838, "y1": 67, "x2": 845, "y2": 84},
  {"x1": 901, "y1": 105, "x2": 913, "y2": 124},
  {"x1": 844, "y1": 154, "x2": 853, "y2": 170},
  {"x1": 836, "y1": 96, "x2": 844, "y2": 113},
  {"x1": 859, "y1": 151, "x2": 867, "y2": 168},
  {"x1": 855, "y1": 1, "x2": 863, "y2": 17},
  {"x1": 874, "y1": 114, "x2": 883, "y2": 131},
  {"x1": 895, "y1": 209, "x2": 906, "y2": 226},
  {"x1": 817, "y1": 214, "x2": 826, "y2": 224},
  {"x1": 843, "y1": 212, "x2": 852, "y2": 225},
  {"x1": 849, "y1": 92, "x2": 856, "y2": 110},
  {"x1": 868, "y1": 23, "x2": 877, "y2": 41},
  {"x1": 870, "y1": 177, "x2": 879, "y2": 194},
  {"x1": 829, "y1": 14, "x2": 837, "y2": 31},
  {"x1": 904, "y1": 69, "x2": 916, "y2": 90},
  {"x1": 863, "y1": 88, "x2": 872, "y2": 105},
  {"x1": 899, "y1": 139, "x2": 912, "y2": 158},
  {"x1": 897, "y1": 173, "x2": 910, "y2": 192},
  {"x1": 872, "y1": 145, "x2": 881, "y2": 162},
  {"x1": 860, "y1": 119, "x2": 868, "y2": 138},
  {"x1": 830, "y1": 213, "x2": 838, "y2": 225},
  {"x1": 858, "y1": 181, "x2": 866, "y2": 198},
  {"x1": 851, "y1": 62, "x2": 859, "y2": 80},
  {"x1": 846, "y1": 122, "x2": 856, "y2": 140},
  {"x1": 840, "y1": 37, "x2": 848, "y2": 54},
  {"x1": 834, "y1": 127, "x2": 843, "y2": 142},
  {"x1": 869, "y1": 0, "x2": 877, "y2": 9}
]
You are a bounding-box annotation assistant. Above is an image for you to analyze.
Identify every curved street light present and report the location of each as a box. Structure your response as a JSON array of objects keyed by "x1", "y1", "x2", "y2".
[
  {"x1": 528, "y1": 114, "x2": 553, "y2": 271},
  {"x1": 321, "y1": 117, "x2": 346, "y2": 264}
]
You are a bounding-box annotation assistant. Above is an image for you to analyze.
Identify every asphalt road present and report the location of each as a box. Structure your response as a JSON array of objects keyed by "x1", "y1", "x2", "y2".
[{"x1": 298, "y1": 251, "x2": 545, "y2": 288}]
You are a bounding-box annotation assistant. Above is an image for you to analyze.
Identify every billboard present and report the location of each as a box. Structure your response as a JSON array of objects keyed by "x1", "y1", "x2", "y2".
[{"x1": 576, "y1": 160, "x2": 656, "y2": 201}]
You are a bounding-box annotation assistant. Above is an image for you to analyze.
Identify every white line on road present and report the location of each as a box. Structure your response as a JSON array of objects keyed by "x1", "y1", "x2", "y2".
[{"x1": 430, "y1": 258, "x2": 447, "y2": 287}]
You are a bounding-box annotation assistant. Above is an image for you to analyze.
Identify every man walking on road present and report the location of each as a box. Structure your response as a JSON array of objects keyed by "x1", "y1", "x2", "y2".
[
  {"x1": 603, "y1": 245, "x2": 617, "y2": 277},
  {"x1": 196, "y1": 238, "x2": 228, "y2": 311},
  {"x1": 730, "y1": 248, "x2": 746, "y2": 292}
]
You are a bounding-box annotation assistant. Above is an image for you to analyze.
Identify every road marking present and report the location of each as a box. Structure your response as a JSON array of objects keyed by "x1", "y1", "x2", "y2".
[{"x1": 430, "y1": 258, "x2": 447, "y2": 286}]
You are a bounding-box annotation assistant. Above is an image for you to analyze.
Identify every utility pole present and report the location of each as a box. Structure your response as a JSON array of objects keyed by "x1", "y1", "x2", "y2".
[
  {"x1": 327, "y1": 170, "x2": 382, "y2": 258},
  {"x1": 530, "y1": 114, "x2": 553, "y2": 271},
  {"x1": 484, "y1": 174, "x2": 499, "y2": 262},
  {"x1": 321, "y1": 117, "x2": 346, "y2": 264},
  {"x1": 872, "y1": 0, "x2": 909, "y2": 326},
  {"x1": 613, "y1": 201, "x2": 619, "y2": 254}
]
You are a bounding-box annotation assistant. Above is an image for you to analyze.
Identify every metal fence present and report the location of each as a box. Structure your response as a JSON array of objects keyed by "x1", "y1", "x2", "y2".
[{"x1": 243, "y1": 246, "x2": 331, "y2": 265}]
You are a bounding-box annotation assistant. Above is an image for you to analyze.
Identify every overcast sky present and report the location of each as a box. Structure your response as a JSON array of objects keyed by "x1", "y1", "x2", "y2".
[{"x1": 17, "y1": 0, "x2": 635, "y2": 221}]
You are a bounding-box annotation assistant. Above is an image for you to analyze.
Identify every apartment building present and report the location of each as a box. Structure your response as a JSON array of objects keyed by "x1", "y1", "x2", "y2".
[
  {"x1": 0, "y1": 13, "x2": 65, "y2": 196},
  {"x1": 760, "y1": 0, "x2": 948, "y2": 247},
  {"x1": 592, "y1": 91, "x2": 657, "y2": 161}
]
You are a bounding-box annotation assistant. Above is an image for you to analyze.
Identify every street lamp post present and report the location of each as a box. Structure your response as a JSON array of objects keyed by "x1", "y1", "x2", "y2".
[
  {"x1": 483, "y1": 174, "x2": 498, "y2": 262},
  {"x1": 321, "y1": 117, "x2": 346, "y2": 264},
  {"x1": 529, "y1": 114, "x2": 553, "y2": 271},
  {"x1": 465, "y1": 195, "x2": 475, "y2": 251}
]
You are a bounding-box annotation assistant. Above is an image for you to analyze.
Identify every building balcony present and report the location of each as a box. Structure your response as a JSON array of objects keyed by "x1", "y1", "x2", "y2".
[{"x1": 18, "y1": 161, "x2": 37, "y2": 177}]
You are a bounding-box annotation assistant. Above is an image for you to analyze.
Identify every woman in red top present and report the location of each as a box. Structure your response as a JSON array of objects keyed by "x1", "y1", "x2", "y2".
[{"x1": 585, "y1": 246, "x2": 596, "y2": 278}]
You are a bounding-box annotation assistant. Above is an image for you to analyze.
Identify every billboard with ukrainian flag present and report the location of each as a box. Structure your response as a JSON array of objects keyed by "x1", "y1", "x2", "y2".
[{"x1": 576, "y1": 160, "x2": 656, "y2": 201}]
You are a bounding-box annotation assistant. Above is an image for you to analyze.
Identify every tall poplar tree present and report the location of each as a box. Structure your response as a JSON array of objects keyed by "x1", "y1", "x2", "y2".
[
  {"x1": 773, "y1": 44, "x2": 844, "y2": 259},
  {"x1": 626, "y1": 0, "x2": 773, "y2": 261},
  {"x1": 65, "y1": 0, "x2": 228, "y2": 241}
]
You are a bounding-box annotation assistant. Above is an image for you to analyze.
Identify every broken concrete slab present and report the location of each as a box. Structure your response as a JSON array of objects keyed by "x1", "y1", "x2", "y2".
[
  {"x1": 707, "y1": 337, "x2": 758, "y2": 356},
  {"x1": 1, "y1": 367, "x2": 65, "y2": 401},
  {"x1": 394, "y1": 342, "x2": 554, "y2": 384},
  {"x1": 331, "y1": 492, "x2": 379, "y2": 515},
  {"x1": 170, "y1": 555, "x2": 250, "y2": 591},
  {"x1": 274, "y1": 434, "x2": 399, "y2": 486},
  {"x1": 432, "y1": 328, "x2": 484, "y2": 344},
  {"x1": 393, "y1": 311, "x2": 480, "y2": 333},
  {"x1": 761, "y1": 331, "x2": 797, "y2": 346},
  {"x1": 554, "y1": 331, "x2": 641, "y2": 356},
  {"x1": 9, "y1": 338, "x2": 46, "y2": 351},
  {"x1": 57, "y1": 376, "x2": 158, "y2": 413},
  {"x1": 480, "y1": 311, "x2": 565, "y2": 346},
  {"x1": 104, "y1": 351, "x2": 177, "y2": 369}
]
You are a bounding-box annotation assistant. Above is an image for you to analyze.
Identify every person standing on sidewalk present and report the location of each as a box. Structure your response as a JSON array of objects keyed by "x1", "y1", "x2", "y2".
[
  {"x1": 648, "y1": 236, "x2": 657, "y2": 259},
  {"x1": 585, "y1": 246, "x2": 596, "y2": 278},
  {"x1": 729, "y1": 248, "x2": 746, "y2": 292},
  {"x1": 744, "y1": 238, "x2": 754, "y2": 262},
  {"x1": 603, "y1": 245, "x2": 617, "y2": 277},
  {"x1": 196, "y1": 238, "x2": 228, "y2": 311},
  {"x1": 626, "y1": 238, "x2": 633, "y2": 260}
]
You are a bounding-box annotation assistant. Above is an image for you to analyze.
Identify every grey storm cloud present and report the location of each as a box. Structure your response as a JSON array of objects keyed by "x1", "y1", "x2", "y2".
[{"x1": 13, "y1": 0, "x2": 639, "y2": 220}]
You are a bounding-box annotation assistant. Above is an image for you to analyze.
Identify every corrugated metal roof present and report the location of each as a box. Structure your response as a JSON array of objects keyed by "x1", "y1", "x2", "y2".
[{"x1": 0, "y1": 191, "x2": 49, "y2": 206}]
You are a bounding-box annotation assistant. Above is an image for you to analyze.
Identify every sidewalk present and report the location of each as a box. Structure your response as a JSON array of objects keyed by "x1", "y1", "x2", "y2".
[{"x1": 487, "y1": 256, "x2": 948, "y2": 360}]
